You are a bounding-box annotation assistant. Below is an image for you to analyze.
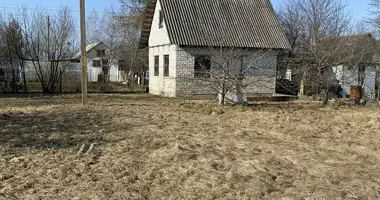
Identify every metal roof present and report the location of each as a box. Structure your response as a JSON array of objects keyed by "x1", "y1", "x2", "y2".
[
  {"x1": 139, "y1": 0, "x2": 291, "y2": 49},
  {"x1": 72, "y1": 42, "x2": 106, "y2": 60}
]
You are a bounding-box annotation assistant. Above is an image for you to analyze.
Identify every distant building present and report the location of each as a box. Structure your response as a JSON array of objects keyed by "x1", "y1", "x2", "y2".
[
  {"x1": 19, "y1": 42, "x2": 125, "y2": 83},
  {"x1": 71, "y1": 42, "x2": 125, "y2": 83},
  {"x1": 330, "y1": 34, "x2": 379, "y2": 98}
]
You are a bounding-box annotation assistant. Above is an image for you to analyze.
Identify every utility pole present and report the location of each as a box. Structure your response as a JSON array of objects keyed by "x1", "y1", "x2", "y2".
[
  {"x1": 47, "y1": 16, "x2": 50, "y2": 60},
  {"x1": 80, "y1": 0, "x2": 87, "y2": 105}
]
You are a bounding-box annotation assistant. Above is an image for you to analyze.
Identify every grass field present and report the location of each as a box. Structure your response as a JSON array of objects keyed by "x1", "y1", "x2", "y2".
[{"x1": 0, "y1": 94, "x2": 380, "y2": 199}]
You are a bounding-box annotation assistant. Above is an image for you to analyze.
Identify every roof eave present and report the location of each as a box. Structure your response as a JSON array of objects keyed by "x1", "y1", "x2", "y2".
[{"x1": 138, "y1": 0, "x2": 157, "y2": 49}]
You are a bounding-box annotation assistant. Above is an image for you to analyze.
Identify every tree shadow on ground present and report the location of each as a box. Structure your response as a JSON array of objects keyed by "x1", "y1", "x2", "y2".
[{"x1": 0, "y1": 107, "x2": 133, "y2": 150}]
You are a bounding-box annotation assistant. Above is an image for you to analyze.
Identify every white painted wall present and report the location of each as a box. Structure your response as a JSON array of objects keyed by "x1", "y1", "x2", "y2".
[
  {"x1": 332, "y1": 65, "x2": 358, "y2": 97},
  {"x1": 149, "y1": 45, "x2": 177, "y2": 97},
  {"x1": 148, "y1": 0, "x2": 177, "y2": 97},
  {"x1": 148, "y1": 0, "x2": 170, "y2": 47},
  {"x1": 109, "y1": 63, "x2": 122, "y2": 82},
  {"x1": 332, "y1": 65, "x2": 376, "y2": 97},
  {"x1": 363, "y1": 66, "x2": 376, "y2": 96}
]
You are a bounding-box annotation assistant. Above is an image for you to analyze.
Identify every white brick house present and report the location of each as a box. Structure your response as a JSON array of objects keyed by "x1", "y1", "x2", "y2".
[{"x1": 139, "y1": 0, "x2": 290, "y2": 98}]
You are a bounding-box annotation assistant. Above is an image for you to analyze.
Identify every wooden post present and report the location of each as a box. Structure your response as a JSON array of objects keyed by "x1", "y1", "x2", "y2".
[{"x1": 80, "y1": 0, "x2": 87, "y2": 105}]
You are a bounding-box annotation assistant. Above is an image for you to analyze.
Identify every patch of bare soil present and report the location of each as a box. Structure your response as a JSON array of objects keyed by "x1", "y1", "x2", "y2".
[{"x1": 0, "y1": 94, "x2": 380, "y2": 199}]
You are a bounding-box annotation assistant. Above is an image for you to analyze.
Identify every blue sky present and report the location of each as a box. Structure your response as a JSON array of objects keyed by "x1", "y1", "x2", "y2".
[
  {"x1": 0, "y1": 0, "x2": 373, "y2": 23},
  {"x1": 270, "y1": 0, "x2": 372, "y2": 22}
]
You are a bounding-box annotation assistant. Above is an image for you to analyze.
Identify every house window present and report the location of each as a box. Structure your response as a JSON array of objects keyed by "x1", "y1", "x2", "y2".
[
  {"x1": 159, "y1": 10, "x2": 163, "y2": 28},
  {"x1": 93, "y1": 60, "x2": 101, "y2": 67},
  {"x1": 194, "y1": 55, "x2": 211, "y2": 78},
  {"x1": 97, "y1": 50, "x2": 106, "y2": 57},
  {"x1": 154, "y1": 56, "x2": 159, "y2": 76},
  {"x1": 163, "y1": 55, "x2": 169, "y2": 77}
]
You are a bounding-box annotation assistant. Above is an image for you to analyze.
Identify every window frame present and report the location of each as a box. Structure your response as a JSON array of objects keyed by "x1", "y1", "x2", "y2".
[
  {"x1": 163, "y1": 55, "x2": 169, "y2": 77},
  {"x1": 93, "y1": 60, "x2": 101, "y2": 67},
  {"x1": 194, "y1": 55, "x2": 211, "y2": 78},
  {"x1": 154, "y1": 56, "x2": 159, "y2": 76},
  {"x1": 97, "y1": 50, "x2": 106, "y2": 57},
  {"x1": 159, "y1": 10, "x2": 163, "y2": 28}
]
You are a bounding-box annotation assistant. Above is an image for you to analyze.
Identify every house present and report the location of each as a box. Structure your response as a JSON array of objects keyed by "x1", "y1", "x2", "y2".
[
  {"x1": 330, "y1": 34, "x2": 379, "y2": 98},
  {"x1": 21, "y1": 42, "x2": 125, "y2": 83},
  {"x1": 71, "y1": 42, "x2": 125, "y2": 83},
  {"x1": 138, "y1": 0, "x2": 291, "y2": 98}
]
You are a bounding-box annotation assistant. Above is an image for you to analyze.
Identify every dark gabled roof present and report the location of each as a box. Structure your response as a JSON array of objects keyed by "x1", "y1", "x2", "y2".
[{"x1": 139, "y1": 0, "x2": 291, "y2": 49}]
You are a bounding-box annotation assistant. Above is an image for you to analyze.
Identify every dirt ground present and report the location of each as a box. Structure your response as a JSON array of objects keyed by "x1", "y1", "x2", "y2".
[{"x1": 0, "y1": 94, "x2": 380, "y2": 199}]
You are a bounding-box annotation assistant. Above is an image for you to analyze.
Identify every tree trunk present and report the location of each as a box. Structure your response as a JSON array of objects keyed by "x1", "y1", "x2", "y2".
[
  {"x1": 218, "y1": 92, "x2": 226, "y2": 105},
  {"x1": 59, "y1": 74, "x2": 63, "y2": 93},
  {"x1": 299, "y1": 71, "x2": 305, "y2": 96},
  {"x1": 21, "y1": 65, "x2": 27, "y2": 92},
  {"x1": 218, "y1": 82, "x2": 226, "y2": 106},
  {"x1": 322, "y1": 89, "x2": 329, "y2": 105},
  {"x1": 11, "y1": 66, "x2": 16, "y2": 92}
]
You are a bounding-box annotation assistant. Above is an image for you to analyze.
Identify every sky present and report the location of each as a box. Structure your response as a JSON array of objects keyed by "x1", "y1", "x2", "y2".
[
  {"x1": 270, "y1": 0, "x2": 372, "y2": 22},
  {"x1": 0, "y1": 0, "x2": 374, "y2": 23}
]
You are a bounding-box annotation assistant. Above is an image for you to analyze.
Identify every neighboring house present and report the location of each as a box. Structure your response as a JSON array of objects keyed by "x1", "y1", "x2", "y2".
[
  {"x1": 330, "y1": 34, "x2": 379, "y2": 98},
  {"x1": 71, "y1": 42, "x2": 125, "y2": 83},
  {"x1": 139, "y1": 0, "x2": 290, "y2": 97},
  {"x1": 21, "y1": 42, "x2": 125, "y2": 83},
  {"x1": 332, "y1": 65, "x2": 378, "y2": 98}
]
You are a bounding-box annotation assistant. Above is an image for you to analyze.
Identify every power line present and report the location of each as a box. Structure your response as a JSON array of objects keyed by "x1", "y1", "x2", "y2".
[
  {"x1": 0, "y1": 4, "x2": 111, "y2": 13},
  {"x1": 0, "y1": 5, "x2": 113, "y2": 14}
]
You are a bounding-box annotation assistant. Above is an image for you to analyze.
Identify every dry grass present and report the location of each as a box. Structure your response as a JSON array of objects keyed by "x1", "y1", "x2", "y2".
[{"x1": 0, "y1": 94, "x2": 380, "y2": 199}]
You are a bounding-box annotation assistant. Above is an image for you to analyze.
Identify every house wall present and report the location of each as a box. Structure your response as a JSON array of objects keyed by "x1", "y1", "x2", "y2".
[
  {"x1": 149, "y1": 45, "x2": 177, "y2": 97},
  {"x1": 333, "y1": 65, "x2": 376, "y2": 97},
  {"x1": 148, "y1": 0, "x2": 177, "y2": 97},
  {"x1": 364, "y1": 66, "x2": 376, "y2": 96},
  {"x1": 175, "y1": 47, "x2": 277, "y2": 97},
  {"x1": 149, "y1": 0, "x2": 170, "y2": 47},
  {"x1": 333, "y1": 65, "x2": 358, "y2": 97},
  {"x1": 87, "y1": 59, "x2": 102, "y2": 82},
  {"x1": 85, "y1": 45, "x2": 123, "y2": 83},
  {"x1": 109, "y1": 63, "x2": 122, "y2": 82}
]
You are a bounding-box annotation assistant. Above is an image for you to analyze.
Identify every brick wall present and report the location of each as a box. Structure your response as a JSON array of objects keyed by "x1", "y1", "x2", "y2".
[{"x1": 175, "y1": 46, "x2": 277, "y2": 97}]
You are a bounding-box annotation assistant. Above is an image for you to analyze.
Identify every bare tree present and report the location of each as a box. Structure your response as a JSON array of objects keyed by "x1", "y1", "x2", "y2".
[
  {"x1": 119, "y1": 0, "x2": 147, "y2": 16},
  {"x1": 369, "y1": 0, "x2": 380, "y2": 36},
  {"x1": 185, "y1": 46, "x2": 275, "y2": 105},
  {"x1": 20, "y1": 6, "x2": 75, "y2": 93},
  {"x1": 276, "y1": 0, "x2": 374, "y2": 104},
  {"x1": 86, "y1": 6, "x2": 147, "y2": 88},
  {"x1": 116, "y1": 4, "x2": 148, "y2": 88},
  {"x1": 86, "y1": 10, "x2": 100, "y2": 44}
]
